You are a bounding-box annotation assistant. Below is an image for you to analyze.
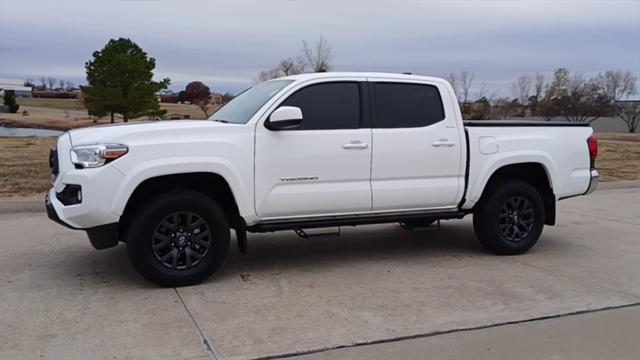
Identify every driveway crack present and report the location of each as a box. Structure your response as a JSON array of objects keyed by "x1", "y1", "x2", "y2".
[{"x1": 174, "y1": 288, "x2": 219, "y2": 360}]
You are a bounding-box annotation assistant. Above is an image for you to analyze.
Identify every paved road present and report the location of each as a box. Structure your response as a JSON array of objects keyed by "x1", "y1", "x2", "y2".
[{"x1": 1, "y1": 187, "x2": 639, "y2": 359}]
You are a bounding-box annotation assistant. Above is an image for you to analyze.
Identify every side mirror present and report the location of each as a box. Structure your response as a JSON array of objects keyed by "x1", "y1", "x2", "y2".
[{"x1": 265, "y1": 106, "x2": 303, "y2": 130}]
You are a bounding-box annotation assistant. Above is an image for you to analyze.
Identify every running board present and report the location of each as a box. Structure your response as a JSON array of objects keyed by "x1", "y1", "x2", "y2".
[{"x1": 247, "y1": 209, "x2": 466, "y2": 233}]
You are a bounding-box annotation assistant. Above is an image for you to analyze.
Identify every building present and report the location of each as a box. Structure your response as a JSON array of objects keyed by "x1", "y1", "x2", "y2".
[{"x1": 0, "y1": 79, "x2": 32, "y2": 97}]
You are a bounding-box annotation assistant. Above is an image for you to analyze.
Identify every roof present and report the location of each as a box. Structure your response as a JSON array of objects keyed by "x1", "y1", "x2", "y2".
[
  {"x1": 0, "y1": 79, "x2": 32, "y2": 92},
  {"x1": 278, "y1": 72, "x2": 447, "y2": 83}
]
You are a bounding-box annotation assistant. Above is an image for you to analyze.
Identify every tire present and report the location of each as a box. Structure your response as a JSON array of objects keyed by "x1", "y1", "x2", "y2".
[
  {"x1": 126, "y1": 190, "x2": 230, "y2": 287},
  {"x1": 473, "y1": 180, "x2": 545, "y2": 255}
]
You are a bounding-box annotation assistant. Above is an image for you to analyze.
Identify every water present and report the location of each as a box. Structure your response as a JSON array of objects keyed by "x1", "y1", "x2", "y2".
[{"x1": 0, "y1": 126, "x2": 63, "y2": 137}]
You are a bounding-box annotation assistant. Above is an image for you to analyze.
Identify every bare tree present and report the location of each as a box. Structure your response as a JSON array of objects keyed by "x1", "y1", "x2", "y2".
[
  {"x1": 596, "y1": 70, "x2": 637, "y2": 102},
  {"x1": 279, "y1": 58, "x2": 304, "y2": 76},
  {"x1": 476, "y1": 81, "x2": 488, "y2": 100},
  {"x1": 58, "y1": 79, "x2": 66, "y2": 91},
  {"x1": 460, "y1": 70, "x2": 474, "y2": 103},
  {"x1": 301, "y1": 36, "x2": 332, "y2": 72},
  {"x1": 255, "y1": 37, "x2": 332, "y2": 82},
  {"x1": 65, "y1": 81, "x2": 74, "y2": 91},
  {"x1": 511, "y1": 74, "x2": 532, "y2": 104},
  {"x1": 38, "y1": 76, "x2": 47, "y2": 89},
  {"x1": 46, "y1": 76, "x2": 56, "y2": 91},
  {"x1": 256, "y1": 68, "x2": 284, "y2": 82},
  {"x1": 617, "y1": 100, "x2": 640, "y2": 133},
  {"x1": 447, "y1": 73, "x2": 459, "y2": 101},
  {"x1": 533, "y1": 73, "x2": 545, "y2": 102}
]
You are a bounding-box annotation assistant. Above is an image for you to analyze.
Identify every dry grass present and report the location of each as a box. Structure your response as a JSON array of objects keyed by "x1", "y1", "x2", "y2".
[
  {"x1": 2, "y1": 99, "x2": 217, "y2": 131},
  {"x1": 0, "y1": 136, "x2": 56, "y2": 198},
  {"x1": 595, "y1": 132, "x2": 640, "y2": 182},
  {"x1": 0, "y1": 132, "x2": 637, "y2": 199},
  {"x1": 17, "y1": 98, "x2": 86, "y2": 111}
]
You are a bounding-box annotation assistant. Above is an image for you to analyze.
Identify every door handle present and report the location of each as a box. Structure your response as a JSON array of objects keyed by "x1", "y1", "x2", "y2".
[
  {"x1": 432, "y1": 139, "x2": 455, "y2": 147},
  {"x1": 342, "y1": 141, "x2": 369, "y2": 150}
]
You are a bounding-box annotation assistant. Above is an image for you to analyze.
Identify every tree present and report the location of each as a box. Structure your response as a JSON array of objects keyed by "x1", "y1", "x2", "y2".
[
  {"x1": 220, "y1": 92, "x2": 235, "y2": 104},
  {"x1": 46, "y1": 76, "x2": 56, "y2": 91},
  {"x1": 38, "y1": 77, "x2": 46, "y2": 90},
  {"x1": 301, "y1": 36, "x2": 332, "y2": 72},
  {"x1": 58, "y1": 79, "x2": 66, "y2": 91},
  {"x1": 512, "y1": 74, "x2": 532, "y2": 105},
  {"x1": 617, "y1": 101, "x2": 640, "y2": 133},
  {"x1": 537, "y1": 68, "x2": 611, "y2": 122},
  {"x1": 255, "y1": 37, "x2": 333, "y2": 82},
  {"x1": 3, "y1": 90, "x2": 19, "y2": 113},
  {"x1": 24, "y1": 78, "x2": 35, "y2": 88},
  {"x1": 447, "y1": 73, "x2": 459, "y2": 101},
  {"x1": 596, "y1": 70, "x2": 637, "y2": 103},
  {"x1": 65, "y1": 81, "x2": 74, "y2": 91},
  {"x1": 184, "y1": 81, "x2": 212, "y2": 117},
  {"x1": 460, "y1": 70, "x2": 474, "y2": 103},
  {"x1": 82, "y1": 38, "x2": 170, "y2": 123}
]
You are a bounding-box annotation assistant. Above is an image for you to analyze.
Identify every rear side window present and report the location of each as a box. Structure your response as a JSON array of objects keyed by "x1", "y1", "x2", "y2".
[
  {"x1": 280, "y1": 82, "x2": 360, "y2": 130},
  {"x1": 373, "y1": 83, "x2": 445, "y2": 128}
]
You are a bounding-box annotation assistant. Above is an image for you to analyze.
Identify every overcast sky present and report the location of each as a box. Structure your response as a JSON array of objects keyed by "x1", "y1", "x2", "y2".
[{"x1": 1, "y1": 0, "x2": 639, "y2": 96}]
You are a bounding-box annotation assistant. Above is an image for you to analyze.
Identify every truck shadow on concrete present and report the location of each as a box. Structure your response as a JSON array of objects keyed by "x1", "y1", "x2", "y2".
[{"x1": 51, "y1": 220, "x2": 562, "y2": 287}]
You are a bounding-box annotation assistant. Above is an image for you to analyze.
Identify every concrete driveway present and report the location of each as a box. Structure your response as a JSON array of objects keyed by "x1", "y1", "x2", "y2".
[{"x1": 1, "y1": 186, "x2": 639, "y2": 359}]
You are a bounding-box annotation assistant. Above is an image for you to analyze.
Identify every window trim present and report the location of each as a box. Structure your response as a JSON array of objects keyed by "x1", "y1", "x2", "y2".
[
  {"x1": 265, "y1": 81, "x2": 365, "y2": 131},
  {"x1": 370, "y1": 81, "x2": 446, "y2": 129}
]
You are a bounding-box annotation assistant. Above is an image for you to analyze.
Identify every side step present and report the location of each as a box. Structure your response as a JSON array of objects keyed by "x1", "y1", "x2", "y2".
[
  {"x1": 247, "y1": 209, "x2": 465, "y2": 233},
  {"x1": 400, "y1": 219, "x2": 441, "y2": 232}
]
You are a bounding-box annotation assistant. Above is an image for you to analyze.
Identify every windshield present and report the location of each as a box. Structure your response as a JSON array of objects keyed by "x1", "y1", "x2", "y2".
[{"x1": 209, "y1": 80, "x2": 293, "y2": 124}]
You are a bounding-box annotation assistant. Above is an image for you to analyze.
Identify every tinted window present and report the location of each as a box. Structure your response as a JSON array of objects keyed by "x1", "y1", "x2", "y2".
[
  {"x1": 373, "y1": 83, "x2": 444, "y2": 128},
  {"x1": 280, "y1": 82, "x2": 360, "y2": 130}
]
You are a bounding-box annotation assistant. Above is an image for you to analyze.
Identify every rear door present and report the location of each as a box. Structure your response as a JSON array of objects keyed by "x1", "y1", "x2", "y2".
[
  {"x1": 369, "y1": 79, "x2": 465, "y2": 211},
  {"x1": 254, "y1": 78, "x2": 373, "y2": 219}
]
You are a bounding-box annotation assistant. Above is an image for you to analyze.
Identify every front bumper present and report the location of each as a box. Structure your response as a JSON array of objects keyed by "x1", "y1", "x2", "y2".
[
  {"x1": 46, "y1": 190, "x2": 120, "y2": 250},
  {"x1": 45, "y1": 191, "x2": 78, "y2": 230},
  {"x1": 585, "y1": 169, "x2": 599, "y2": 195}
]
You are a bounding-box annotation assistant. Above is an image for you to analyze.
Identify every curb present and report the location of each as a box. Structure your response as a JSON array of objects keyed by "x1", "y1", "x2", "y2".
[{"x1": 1, "y1": 180, "x2": 639, "y2": 215}]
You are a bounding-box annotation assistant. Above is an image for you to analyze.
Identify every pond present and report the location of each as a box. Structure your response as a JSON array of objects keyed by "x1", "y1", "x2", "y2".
[{"x1": 0, "y1": 126, "x2": 63, "y2": 137}]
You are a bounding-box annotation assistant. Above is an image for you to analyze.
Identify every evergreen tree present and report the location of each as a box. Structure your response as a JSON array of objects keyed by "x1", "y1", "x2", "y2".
[{"x1": 82, "y1": 38, "x2": 169, "y2": 122}]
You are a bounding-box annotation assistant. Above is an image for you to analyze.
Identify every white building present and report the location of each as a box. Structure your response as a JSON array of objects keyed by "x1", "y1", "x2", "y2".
[{"x1": 0, "y1": 79, "x2": 32, "y2": 97}]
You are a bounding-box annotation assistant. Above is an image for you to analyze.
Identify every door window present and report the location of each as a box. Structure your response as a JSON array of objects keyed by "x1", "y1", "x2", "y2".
[
  {"x1": 373, "y1": 83, "x2": 445, "y2": 128},
  {"x1": 279, "y1": 82, "x2": 361, "y2": 130}
]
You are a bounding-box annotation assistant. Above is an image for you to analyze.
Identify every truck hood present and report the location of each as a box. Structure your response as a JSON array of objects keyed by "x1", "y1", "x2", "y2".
[{"x1": 67, "y1": 120, "x2": 225, "y2": 146}]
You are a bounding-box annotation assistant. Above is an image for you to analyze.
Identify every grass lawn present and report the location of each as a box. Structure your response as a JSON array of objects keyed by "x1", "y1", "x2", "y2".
[
  {"x1": 0, "y1": 132, "x2": 638, "y2": 199},
  {"x1": 17, "y1": 98, "x2": 86, "y2": 111},
  {"x1": 4, "y1": 99, "x2": 217, "y2": 131}
]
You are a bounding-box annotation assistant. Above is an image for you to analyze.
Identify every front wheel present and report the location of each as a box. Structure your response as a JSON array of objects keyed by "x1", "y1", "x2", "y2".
[
  {"x1": 473, "y1": 180, "x2": 545, "y2": 255},
  {"x1": 126, "y1": 190, "x2": 230, "y2": 287}
]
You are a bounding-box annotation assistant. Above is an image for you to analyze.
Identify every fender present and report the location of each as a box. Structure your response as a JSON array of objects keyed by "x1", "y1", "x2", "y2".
[
  {"x1": 462, "y1": 151, "x2": 557, "y2": 209},
  {"x1": 110, "y1": 156, "x2": 255, "y2": 220}
]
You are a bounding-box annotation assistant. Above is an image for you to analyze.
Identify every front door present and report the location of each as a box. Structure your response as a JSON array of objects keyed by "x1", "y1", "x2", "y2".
[{"x1": 254, "y1": 79, "x2": 372, "y2": 219}]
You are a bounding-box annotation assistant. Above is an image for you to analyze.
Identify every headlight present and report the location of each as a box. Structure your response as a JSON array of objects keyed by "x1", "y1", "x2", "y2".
[{"x1": 70, "y1": 144, "x2": 128, "y2": 168}]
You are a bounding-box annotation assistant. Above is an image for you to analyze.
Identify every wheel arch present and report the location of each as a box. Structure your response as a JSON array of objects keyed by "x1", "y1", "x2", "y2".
[
  {"x1": 475, "y1": 162, "x2": 556, "y2": 225},
  {"x1": 118, "y1": 172, "x2": 244, "y2": 240}
]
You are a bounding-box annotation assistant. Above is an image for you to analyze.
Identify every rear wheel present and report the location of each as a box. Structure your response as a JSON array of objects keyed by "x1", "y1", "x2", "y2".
[
  {"x1": 473, "y1": 180, "x2": 544, "y2": 255},
  {"x1": 126, "y1": 190, "x2": 230, "y2": 287}
]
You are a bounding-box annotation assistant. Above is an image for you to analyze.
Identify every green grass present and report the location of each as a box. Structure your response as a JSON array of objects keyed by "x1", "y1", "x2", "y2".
[{"x1": 17, "y1": 98, "x2": 86, "y2": 111}]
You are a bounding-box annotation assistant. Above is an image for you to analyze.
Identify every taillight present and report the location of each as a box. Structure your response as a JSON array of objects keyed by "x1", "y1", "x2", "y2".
[{"x1": 587, "y1": 135, "x2": 598, "y2": 169}]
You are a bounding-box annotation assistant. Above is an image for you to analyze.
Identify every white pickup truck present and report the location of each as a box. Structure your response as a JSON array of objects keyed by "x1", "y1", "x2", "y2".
[{"x1": 46, "y1": 72, "x2": 599, "y2": 286}]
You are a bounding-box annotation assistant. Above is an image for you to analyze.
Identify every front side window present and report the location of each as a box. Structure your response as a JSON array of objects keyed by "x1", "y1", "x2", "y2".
[
  {"x1": 279, "y1": 82, "x2": 360, "y2": 130},
  {"x1": 373, "y1": 83, "x2": 445, "y2": 128},
  {"x1": 209, "y1": 80, "x2": 292, "y2": 124}
]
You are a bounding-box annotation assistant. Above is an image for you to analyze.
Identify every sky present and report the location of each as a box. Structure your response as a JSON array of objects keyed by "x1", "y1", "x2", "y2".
[{"x1": 1, "y1": 0, "x2": 639, "y2": 97}]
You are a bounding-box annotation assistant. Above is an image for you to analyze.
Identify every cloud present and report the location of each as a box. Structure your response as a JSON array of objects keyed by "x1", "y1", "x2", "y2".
[{"x1": 1, "y1": 0, "x2": 638, "y2": 95}]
